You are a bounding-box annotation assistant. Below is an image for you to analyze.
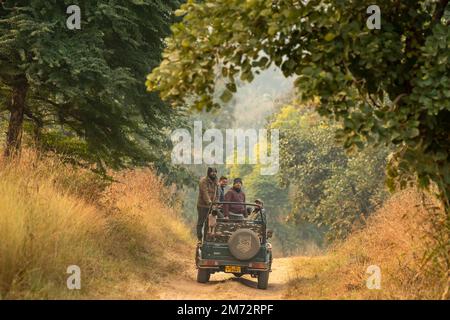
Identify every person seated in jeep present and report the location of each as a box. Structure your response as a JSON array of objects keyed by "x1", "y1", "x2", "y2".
[
  {"x1": 223, "y1": 178, "x2": 246, "y2": 220},
  {"x1": 216, "y1": 176, "x2": 228, "y2": 218},
  {"x1": 248, "y1": 199, "x2": 265, "y2": 221}
]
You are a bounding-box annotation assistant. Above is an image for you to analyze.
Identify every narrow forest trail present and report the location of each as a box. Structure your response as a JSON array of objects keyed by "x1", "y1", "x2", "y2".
[{"x1": 156, "y1": 257, "x2": 298, "y2": 300}]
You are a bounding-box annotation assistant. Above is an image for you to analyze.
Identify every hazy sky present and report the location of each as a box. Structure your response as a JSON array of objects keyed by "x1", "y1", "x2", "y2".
[{"x1": 231, "y1": 67, "x2": 294, "y2": 128}]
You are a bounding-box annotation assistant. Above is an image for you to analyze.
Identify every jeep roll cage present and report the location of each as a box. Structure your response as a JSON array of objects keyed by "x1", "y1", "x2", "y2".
[{"x1": 205, "y1": 201, "x2": 267, "y2": 243}]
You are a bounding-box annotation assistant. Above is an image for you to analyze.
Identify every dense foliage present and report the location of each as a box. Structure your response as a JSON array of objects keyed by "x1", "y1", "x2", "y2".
[
  {"x1": 226, "y1": 103, "x2": 388, "y2": 244},
  {"x1": 0, "y1": 0, "x2": 183, "y2": 173},
  {"x1": 147, "y1": 0, "x2": 450, "y2": 214},
  {"x1": 273, "y1": 104, "x2": 388, "y2": 240}
]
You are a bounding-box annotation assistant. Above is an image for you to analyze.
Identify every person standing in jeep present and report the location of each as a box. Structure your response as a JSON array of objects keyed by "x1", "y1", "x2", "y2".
[
  {"x1": 196, "y1": 167, "x2": 218, "y2": 242},
  {"x1": 223, "y1": 178, "x2": 246, "y2": 220}
]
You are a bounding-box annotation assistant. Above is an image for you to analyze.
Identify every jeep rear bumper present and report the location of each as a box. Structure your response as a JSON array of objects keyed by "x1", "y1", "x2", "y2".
[{"x1": 197, "y1": 259, "x2": 270, "y2": 272}]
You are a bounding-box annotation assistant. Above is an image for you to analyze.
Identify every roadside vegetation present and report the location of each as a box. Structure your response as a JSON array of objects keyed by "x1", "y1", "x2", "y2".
[
  {"x1": 287, "y1": 190, "x2": 448, "y2": 299},
  {"x1": 0, "y1": 150, "x2": 193, "y2": 299}
]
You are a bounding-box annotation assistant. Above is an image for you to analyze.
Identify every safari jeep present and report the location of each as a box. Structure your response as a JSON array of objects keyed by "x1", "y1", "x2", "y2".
[{"x1": 195, "y1": 202, "x2": 273, "y2": 289}]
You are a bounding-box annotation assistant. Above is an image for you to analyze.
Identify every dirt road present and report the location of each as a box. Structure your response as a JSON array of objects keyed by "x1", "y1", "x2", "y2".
[{"x1": 157, "y1": 257, "x2": 295, "y2": 300}]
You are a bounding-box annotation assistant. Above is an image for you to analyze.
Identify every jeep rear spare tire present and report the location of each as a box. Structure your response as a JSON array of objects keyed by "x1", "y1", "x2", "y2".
[{"x1": 228, "y1": 229, "x2": 260, "y2": 261}]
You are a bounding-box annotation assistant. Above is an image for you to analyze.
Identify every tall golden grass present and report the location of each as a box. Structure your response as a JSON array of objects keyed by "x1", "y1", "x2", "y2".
[
  {"x1": 0, "y1": 150, "x2": 193, "y2": 299},
  {"x1": 287, "y1": 189, "x2": 448, "y2": 299}
]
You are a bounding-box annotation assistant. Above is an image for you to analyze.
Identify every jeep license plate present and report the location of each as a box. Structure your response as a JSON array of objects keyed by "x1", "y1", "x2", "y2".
[{"x1": 224, "y1": 266, "x2": 241, "y2": 273}]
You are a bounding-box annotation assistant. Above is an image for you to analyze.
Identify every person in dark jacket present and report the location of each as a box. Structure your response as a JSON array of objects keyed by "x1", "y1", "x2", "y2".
[
  {"x1": 216, "y1": 176, "x2": 228, "y2": 218},
  {"x1": 218, "y1": 176, "x2": 228, "y2": 203},
  {"x1": 248, "y1": 199, "x2": 265, "y2": 221},
  {"x1": 223, "y1": 178, "x2": 246, "y2": 220},
  {"x1": 196, "y1": 167, "x2": 218, "y2": 242}
]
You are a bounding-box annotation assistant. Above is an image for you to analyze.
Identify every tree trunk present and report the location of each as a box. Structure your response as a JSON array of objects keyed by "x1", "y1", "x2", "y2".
[{"x1": 4, "y1": 82, "x2": 28, "y2": 158}]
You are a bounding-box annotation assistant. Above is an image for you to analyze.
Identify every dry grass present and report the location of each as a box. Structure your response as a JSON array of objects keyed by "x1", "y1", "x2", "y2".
[
  {"x1": 0, "y1": 150, "x2": 194, "y2": 299},
  {"x1": 2, "y1": 149, "x2": 447, "y2": 300},
  {"x1": 286, "y1": 189, "x2": 448, "y2": 299}
]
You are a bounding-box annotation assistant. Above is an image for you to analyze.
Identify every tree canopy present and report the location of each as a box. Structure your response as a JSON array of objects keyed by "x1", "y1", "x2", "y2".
[
  {"x1": 147, "y1": 0, "x2": 450, "y2": 212},
  {"x1": 0, "y1": 0, "x2": 182, "y2": 171}
]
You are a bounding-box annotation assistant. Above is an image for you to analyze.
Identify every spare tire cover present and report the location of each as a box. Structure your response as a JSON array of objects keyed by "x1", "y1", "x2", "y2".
[{"x1": 228, "y1": 229, "x2": 261, "y2": 261}]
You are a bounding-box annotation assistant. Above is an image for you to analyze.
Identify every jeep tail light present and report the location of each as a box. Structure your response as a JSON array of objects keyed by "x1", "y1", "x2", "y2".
[
  {"x1": 249, "y1": 262, "x2": 266, "y2": 269},
  {"x1": 202, "y1": 260, "x2": 219, "y2": 266}
]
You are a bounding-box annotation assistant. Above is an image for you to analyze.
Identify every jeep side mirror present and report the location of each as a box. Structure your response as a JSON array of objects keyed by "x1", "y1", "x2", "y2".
[{"x1": 266, "y1": 229, "x2": 273, "y2": 239}]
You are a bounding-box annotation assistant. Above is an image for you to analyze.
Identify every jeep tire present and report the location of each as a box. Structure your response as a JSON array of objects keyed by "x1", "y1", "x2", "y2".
[
  {"x1": 197, "y1": 268, "x2": 210, "y2": 283},
  {"x1": 228, "y1": 229, "x2": 261, "y2": 261},
  {"x1": 257, "y1": 270, "x2": 269, "y2": 289}
]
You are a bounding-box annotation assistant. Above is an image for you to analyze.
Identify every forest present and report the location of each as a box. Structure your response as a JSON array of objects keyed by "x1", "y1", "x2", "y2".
[{"x1": 0, "y1": 0, "x2": 448, "y2": 300}]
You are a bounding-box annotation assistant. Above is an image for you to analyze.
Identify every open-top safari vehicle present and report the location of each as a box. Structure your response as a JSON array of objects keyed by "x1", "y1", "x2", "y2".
[{"x1": 195, "y1": 201, "x2": 273, "y2": 289}]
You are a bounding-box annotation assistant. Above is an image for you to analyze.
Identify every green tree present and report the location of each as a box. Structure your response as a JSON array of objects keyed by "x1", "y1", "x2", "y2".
[
  {"x1": 0, "y1": 0, "x2": 182, "y2": 171},
  {"x1": 273, "y1": 105, "x2": 388, "y2": 240},
  {"x1": 146, "y1": 0, "x2": 450, "y2": 215}
]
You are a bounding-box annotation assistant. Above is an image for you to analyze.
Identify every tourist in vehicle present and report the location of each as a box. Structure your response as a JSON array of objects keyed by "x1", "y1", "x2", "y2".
[
  {"x1": 196, "y1": 167, "x2": 218, "y2": 242},
  {"x1": 218, "y1": 176, "x2": 228, "y2": 203},
  {"x1": 223, "y1": 178, "x2": 246, "y2": 220},
  {"x1": 216, "y1": 176, "x2": 228, "y2": 218},
  {"x1": 248, "y1": 199, "x2": 265, "y2": 221}
]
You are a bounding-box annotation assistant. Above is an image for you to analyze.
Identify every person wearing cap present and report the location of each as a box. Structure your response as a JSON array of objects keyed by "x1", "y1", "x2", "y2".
[
  {"x1": 248, "y1": 199, "x2": 265, "y2": 221},
  {"x1": 196, "y1": 167, "x2": 218, "y2": 241},
  {"x1": 223, "y1": 178, "x2": 246, "y2": 220}
]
